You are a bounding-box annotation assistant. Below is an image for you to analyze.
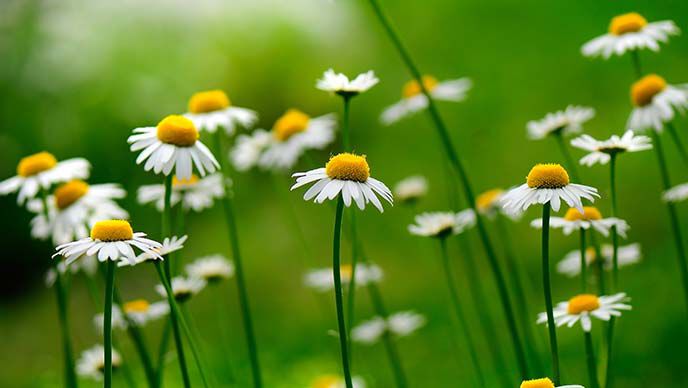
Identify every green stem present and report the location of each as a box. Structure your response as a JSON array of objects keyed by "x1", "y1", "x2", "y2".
[
  {"x1": 541, "y1": 203, "x2": 560, "y2": 384},
  {"x1": 584, "y1": 331, "x2": 600, "y2": 388},
  {"x1": 216, "y1": 293, "x2": 237, "y2": 384},
  {"x1": 630, "y1": 50, "x2": 642, "y2": 79},
  {"x1": 554, "y1": 131, "x2": 580, "y2": 182},
  {"x1": 172, "y1": 204, "x2": 186, "y2": 275},
  {"x1": 589, "y1": 234, "x2": 607, "y2": 295},
  {"x1": 104, "y1": 260, "x2": 116, "y2": 388},
  {"x1": 54, "y1": 271, "x2": 78, "y2": 388},
  {"x1": 155, "y1": 320, "x2": 172, "y2": 387},
  {"x1": 604, "y1": 318, "x2": 616, "y2": 388},
  {"x1": 346, "y1": 210, "x2": 359, "y2": 365},
  {"x1": 332, "y1": 197, "x2": 354, "y2": 388},
  {"x1": 342, "y1": 95, "x2": 352, "y2": 150},
  {"x1": 181, "y1": 305, "x2": 218, "y2": 387},
  {"x1": 665, "y1": 121, "x2": 688, "y2": 170},
  {"x1": 580, "y1": 228, "x2": 588, "y2": 293},
  {"x1": 609, "y1": 154, "x2": 619, "y2": 291}
]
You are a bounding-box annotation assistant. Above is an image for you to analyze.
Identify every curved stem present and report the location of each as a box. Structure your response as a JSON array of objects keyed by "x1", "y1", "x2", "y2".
[
  {"x1": 665, "y1": 121, "x2": 688, "y2": 170},
  {"x1": 541, "y1": 203, "x2": 560, "y2": 384},
  {"x1": 554, "y1": 132, "x2": 580, "y2": 182},
  {"x1": 332, "y1": 197, "x2": 353, "y2": 388},
  {"x1": 584, "y1": 331, "x2": 600, "y2": 388},
  {"x1": 104, "y1": 260, "x2": 116, "y2": 388},
  {"x1": 580, "y1": 228, "x2": 587, "y2": 293}
]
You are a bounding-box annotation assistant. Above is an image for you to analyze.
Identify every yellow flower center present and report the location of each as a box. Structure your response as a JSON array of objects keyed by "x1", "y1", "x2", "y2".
[
  {"x1": 123, "y1": 299, "x2": 150, "y2": 314},
  {"x1": 526, "y1": 164, "x2": 570, "y2": 189},
  {"x1": 340, "y1": 264, "x2": 353, "y2": 281},
  {"x1": 172, "y1": 175, "x2": 199, "y2": 188},
  {"x1": 273, "y1": 109, "x2": 310, "y2": 141},
  {"x1": 54, "y1": 180, "x2": 89, "y2": 210},
  {"x1": 631, "y1": 74, "x2": 667, "y2": 107},
  {"x1": 609, "y1": 12, "x2": 648, "y2": 35},
  {"x1": 17, "y1": 151, "x2": 57, "y2": 177},
  {"x1": 188, "y1": 90, "x2": 231, "y2": 114},
  {"x1": 476, "y1": 189, "x2": 503, "y2": 212},
  {"x1": 325, "y1": 153, "x2": 370, "y2": 182},
  {"x1": 402, "y1": 75, "x2": 439, "y2": 98},
  {"x1": 90, "y1": 220, "x2": 134, "y2": 241},
  {"x1": 563, "y1": 206, "x2": 603, "y2": 221},
  {"x1": 156, "y1": 115, "x2": 199, "y2": 147},
  {"x1": 312, "y1": 375, "x2": 340, "y2": 388},
  {"x1": 520, "y1": 377, "x2": 555, "y2": 388},
  {"x1": 567, "y1": 294, "x2": 601, "y2": 314}
]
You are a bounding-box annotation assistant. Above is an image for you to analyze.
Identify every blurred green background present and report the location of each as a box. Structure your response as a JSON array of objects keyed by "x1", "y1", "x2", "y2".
[{"x1": 2, "y1": 0, "x2": 688, "y2": 386}]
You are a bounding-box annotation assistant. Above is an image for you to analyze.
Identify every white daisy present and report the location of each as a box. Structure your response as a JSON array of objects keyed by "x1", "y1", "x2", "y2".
[
  {"x1": 627, "y1": 74, "x2": 688, "y2": 132},
  {"x1": 127, "y1": 115, "x2": 219, "y2": 180},
  {"x1": 304, "y1": 263, "x2": 383, "y2": 292},
  {"x1": 230, "y1": 129, "x2": 273, "y2": 171},
  {"x1": 475, "y1": 188, "x2": 522, "y2": 220},
  {"x1": 387, "y1": 310, "x2": 427, "y2": 337},
  {"x1": 120, "y1": 235, "x2": 187, "y2": 267},
  {"x1": 527, "y1": 106, "x2": 595, "y2": 140},
  {"x1": 290, "y1": 153, "x2": 393, "y2": 212},
  {"x1": 137, "y1": 174, "x2": 225, "y2": 212},
  {"x1": 663, "y1": 182, "x2": 688, "y2": 203},
  {"x1": 0, "y1": 152, "x2": 90, "y2": 204},
  {"x1": 184, "y1": 89, "x2": 257, "y2": 135},
  {"x1": 570, "y1": 131, "x2": 652, "y2": 166},
  {"x1": 408, "y1": 209, "x2": 475, "y2": 238},
  {"x1": 381, "y1": 75, "x2": 471, "y2": 125},
  {"x1": 53, "y1": 220, "x2": 162, "y2": 266},
  {"x1": 93, "y1": 307, "x2": 128, "y2": 333},
  {"x1": 558, "y1": 243, "x2": 642, "y2": 277},
  {"x1": 538, "y1": 292, "x2": 631, "y2": 332},
  {"x1": 45, "y1": 256, "x2": 99, "y2": 287},
  {"x1": 156, "y1": 276, "x2": 207, "y2": 303},
  {"x1": 520, "y1": 377, "x2": 584, "y2": 388},
  {"x1": 316, "y1": 69, "x2": 379, "y2": 96},
  {"x1": 530, "y1": 206, "x2": 629, "y2": 238},
  {"x1": 502, "y1": 164, "x2": 599, "y2": 213},
  {"x1": 352, "y1": 310, "x2": 426, "y2": 345},
  {"x1": 310, "y1": 375, "x2": 366, "y2": 388},
  {"x1": 76, "y1": 344, "x2": 122, "y2": 381},
  {"x1": 186, "y1": 255, "x2": 234, "y2": 282},
  {"x1": 121, "y1": 299, "x2": 170, "y2": 326},
  {"x1": 393, "y1": 175, "x2": 428, "y2": 204},
  {"x1": 582, "y1": 12, "x2": 679, "y2": 58}
]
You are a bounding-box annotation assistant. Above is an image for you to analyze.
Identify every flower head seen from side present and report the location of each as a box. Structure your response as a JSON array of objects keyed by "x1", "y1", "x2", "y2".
[
  {"x1": 537, "y1": 293, "x2": 631, "y2": 332},
  {"x1": 137, "y1": 174, "x2": 225, "y2": 212},
  {"x1": 291, "y1": 153, "x2": 393, "y2": 212},
  {"x1": 582, "y1": 12, "x2": 679, "y2": 59},
  {"x1": 502, "y1": 163, "x2": 599, "y2": 213},
  {"x1": 76, "y1": 344, "x2": 122, "y2": 381},
  {"x1": 393, "y1": 175, "x2": 428, "y2": 205},
  {"x1": 311, "y1": 375, "x2": 366, "y2": 388},
  {"x1": 304, "y1": 263, "x2": 383, "y2": 293},
  {"x1": 0, "y1": 152, "x2": 90, "y2": 204},
  {"x1": 527, "y1": 106, "x2": 595, "y2": 140},
  {"x1": 156, "y1": 276, "x2": 207, "y2": 303},
  {"x1": 316, "y1": 69, "x2": 379, "y2": 97},
  {"x1": 530, "y1": 206, "x2": 629, "y2": 238},
  {"x1": 45, "y1": 256, "x2": 98, "y2": 287},
  {"x1": 186, "y1": 255, "x2": 234, "y2": 283},
  {"x1": 184, "y1": 89, "x2": 257, "y2": 135},
  {"x1": 352, "y1": 310, "x2": 426, "y2": 345},
  {"x1": 520, "y1": 377, "x2": 584, "y2": 388},
  {"x1": 408, "y1": 209, "x2": 476, "y2": 238},
  {"x1": 128, "y1": 115, "x2": 219, "y2": 180},
  {"x1": 54, "y1": 220, "x2": 162, "y2": 266},
  {"x1": 663, "y1": 182, "x2": 688, "y2": 203},
  {"x1": 381, "y1": 75, "x2": 471, "y2": 125},
  {"x1": 93, "y1": 306, "x2": 128, "y2": 333},
  {"x1": 230, "y1": 129, "x2": 273, "y2": 171},
  {"x1": 627, "y1": 74, "x2": 688, "y2": 132},
  {"x1": 120, "y1": 235, "x2": 187, "y2": 267},
  {"x1": 121, "y1": 299, "x2": 169, "y2": 326},
  {"x1": 476, "y1": 188, "x2": 522, "y2": 220},
  {"x1": 558, "y1": 243, "x2": 642, "y2": 277},
  {"x1": 570, "y1": 131, "x2": 652, "y2": 166}
]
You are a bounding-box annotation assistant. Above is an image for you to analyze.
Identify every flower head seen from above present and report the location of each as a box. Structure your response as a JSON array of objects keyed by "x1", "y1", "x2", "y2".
[
  {"x1": 502, "y1": 163, "x2": 599, "y2": 213},
  {"x1": 304, "y1": 263, "x2": 383, "y2": 292},
  {"x1": 582, "y1": 12, "x2": 679, "y2": 58},
  {"x1": 530, "y1": 206, "x2": 629, "y2": 237},
  {"x1": 137, "y1": 173, "x2": 225, "y2": 212},
  {"x1": 0, "y1": 152, "x2": 90, "y2": 204},
  {"x1": 570, "y1": 131, "x2": 652, "y2": 166},
  {"x1": 393, "y1": 175, "x2": 428, "y2": 205},
  {"x1": 291, "y1": 153, "x2": 393, "y2": 212},
  {"x1": 316, "y1": 69, "x2": 379, "y2": 97},
  {"x1": 351, "y1": 310, "x2": 426, "y2": 345},
  {"x1": 184, "y1": 89, "x2": 257, "y2": 135},
  {"x1": 627, "y1": 74, "x2": 688, "y2": 132},
  {"x1": 527, "y1": 106, "x2": 595, "y2": 140},
  {"x1": 128, "y1": 115, "x2": 219, "y2": 180},
  {"x1": 156, "y1": 276, "x2": 207, "y2": 303},
  {"x1": 558, "y1": 243, "x2": 641, "y2": 277},
  {"x1": 76, "y1": 344, "x2": 122, "y2": 381},
  {"x1": 121, "y1": 235, "x2": 187, "y2": 267},
  {"x1": 520, "y1": 377, "x2": 584, "y2": 388},
  {"x1": 186, "y1": 255, "x2": 234, "y2": 283},
  {"x1": 381, "y1": 75, "x2": 472, "y2": 125},
  {"x1": 537, "y1": 292, "x2": 631, "y2": 332},
  {"x1": 408, "y1": 209, "x2": 476, "y2": 238},
  {"x1": 663, "y1": 182, "x2": 688, "y2": 203},
  {"x1": 310, "y1": 375, "x2": 366, "y2": 388}
]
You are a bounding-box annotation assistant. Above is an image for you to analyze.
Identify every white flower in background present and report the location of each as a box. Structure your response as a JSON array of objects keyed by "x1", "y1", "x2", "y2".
[
  {"x1": 475, "y1": 188, "x2": 521, "y2": 220},
  {"x1": 352, "y1": 310, "x2": 426, "y2": 345},
  {"x1": 184, "y1": 89, "x2": 257, "y2": 135},
  {"x1": 137, "y1": 174, "x2": 225, "y2": 212},
  {"x1": 627, "y1": 74, "x2": 688, "y2": 132},
  {"x1": 156, "y1": 276, "x2": 207, "y2": 303},
  {"x1": 230, "y1": 129, "x2": 272, "y2": 171},
  {"x1": 76, "y1": 344, "x2": 122, "y2": 381},
  {"x1": 387, "y1": 311, "x2": 427, "y2": 337},
  {"x1": 408, "y1": 209, "x2": 475, "y2": 238},
  {"x1": 127, "y1": 115, "x2": 219, "y2": 180},
  {"x1": 120, "y1": 235, "x2": 187, "y2": 267},
  {"x1": 663, "y1": 182, "x2": 688, "y2": 203},
  {"x1": 291, "y1": 153, "x2": 393, "y2": 212},
  {"x1": 538, "y1": 293, "x2": 631, "y2": 332},
  {"x1": 0, "y1": 152, "x2": 90, "y2": 204},
  {"x1": 45, "y1": 256, "x2": 98, "y2": 287},
  {"x1": 316, "y1": 69, "x2": 379, "y2": 96},
  {"x1": 186, "y1": 255, "x2": 234, "y2": 282},
  {"x1": 527, "y1": 106, "x2": 595, "y2": 140},
  {"x1": 570, "y1": 131, "x2": 652, "y2": 166},
  {"x1": 530, "y1": 206, "x2": 629, "y2": 238},
  {"x1": 558, "y1": 243, "x2": 642, "y2": 277},
  {"x1": 310, "y1": 375, "x2": 366, "y2": 388},
  {"x1": 393, "y1": 175, "x2": 428, "y2": 204},
  {"x1": 121, "y1": 299, "x2": 169, "y2": 326},
  {"x1": 304, "y1": 263, "x2": 383, "y2": 292},
  {"x1": 93, "y1": 306, "x2": 128, "y2": 333},
  {"x1": 582, "y1": 12, "x2": 679, "y2": 58},
  {"x1": 520, "y1": 377, "x2": 584, "y2": 388}
]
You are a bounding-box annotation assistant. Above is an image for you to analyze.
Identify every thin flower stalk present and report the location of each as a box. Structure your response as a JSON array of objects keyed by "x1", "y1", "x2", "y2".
[
  {"x1": 665, "y1": 121, "x2": 688, "y2": 169},
  {"x1": 540, "y1": 203, "x2": 561, "y2": 384},
  {"x1": 584, "y1": 331, "x2": 600, "y2": 388},
  {"x1": 579, "y1": 228, "x2": 588, "y2": 292},
  {"x1": 103, "y1": 260, "x2": 116, "y2": 388},
  {"x1": 332, "y1": 197, "x2": 354, "y2": 388},
  {"x1": 554, "y1": 132, "x2": 581, "y2": 182}
]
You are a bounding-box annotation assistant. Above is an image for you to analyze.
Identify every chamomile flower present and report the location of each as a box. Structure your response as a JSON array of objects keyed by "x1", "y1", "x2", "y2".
[
  {"x1": 184, "y1": 89, "x2": 257, "y2": 135},
  {"x1": 570, "y1": 131, "x2": 652, "y2": 166},
  {"x1": 304, "y1": 263, "x2": 383, "y2": 292},
  {"x1": 502, "y1": 164, "x2": 598, "y2": 213},
  {"x1": 230, "y1": 129, "x2": 272, "y2": 171},
  {"x1": 137, "y1": 174, "x2": 225, "y2": 212},
  {"x1": 530, "y1": 206, "x2": 629, "y2": 238},
  {"x1": 186, "y1": 255, "x2": 234, "y2": 282},
  {"x1": 627, "y1": 74, "x2": 688, "y2": 132},
  {"x1": 476, "y1": 188, "x2": 522, "y2": 220},
  {"x1": 538, "y1": 293, "x2": 631, "y2": 332},
  {"x1": 311, "y1": 375, "x2": 366, "y2": 388},
  {"x1": 127, "y1": 115, "x2": 219, "y2": 180},
  {"x1": 45, "y1": 256, "x2": 98, "y2": 287},
  {"x1": 527, "y1": 106, "x2": 595, "y2": 140},
  {"x1": 0, "y1": 152, "x2": 90, "y2": 204},
  {"x1": 393, "y1": 175, "x2": 428, "y2": 205},
  {"x1": 381, "y1": 75, "x2": 471, "y2": 125},
  {"x1": 520, "y1": 377, "x2": 584, "y2": 388},
  {"x1": 558, "y1": 243, "x2": 642, "y2": 277},
  {"x1": 582, "y1": 12, "x2": 679, "y2": 59},
  {"x1": 120, "y1": 299, "x2": 169, "y2": 326},
  {"x1": 291, "y1": 153, "x2": 393, "y2": 212},
  {"x1": 94, "y1": 307, "x2": 128, "y2": 333},
  {"x1": 316, "y1": 69, "x2": 379, "y2": 96},
  {"x1": 76, "y1": 345, "x2": 122, "y2": 381},
  {"x1": 408, "y1": 209, "x2": 476, "y2": 238},
  {"x1": 351, "y1": 310, "x2": 426, "y2": 345},
  {"x1": 156, "y1": 276, "x2": 206, "y2": 303},
  {"x1": 663, "y1": 182, "x2": 688, "y2": 203},
  {"x1": 119, "y1": 235, "x2": 187, "y2": 267}
]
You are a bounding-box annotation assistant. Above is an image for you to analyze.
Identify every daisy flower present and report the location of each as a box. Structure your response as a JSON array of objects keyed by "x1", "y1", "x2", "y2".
[
  {"x1": 120, "y1": 299, "x2": 169, "y2": 326},
  {"x1": 230, "y1": 129, "x2": 272, "y2": 171},
  {"x1": 76, "y1": 344, "x2": 122, "y2": 381},
  {"x1": 290, "y1": 153, "x2": 393, "y2": 212},
  {"x1": 119, "y1": 235, "x2": 187, "y2": 267},
  {"x1": 663, "y1": 182, "x2": 688, "y2": 203},
  {"x1": 184, "y1": 89, "x2": 257, "y2": 135},
  {"x1": 304, "y1": 263, "x2": 383, "y2": 292},
  {"x1": 527, "y1": 106, "x2": 595, "y2": 140},
  {"x1": 381, "y1": 75, "x2": 471, "y2": 125},
  {"x1": 627, "y1": 74, "x2": 688, "y2": 132},
  {"x1": 127, "y1": 115, "x2": 219, "y2": 180},
  {"x1": 571, "y1": 131, "x2": 652, "y2": 166},
  {"x1": 94, "y1": 307, "x2": 128, "y2": 333},
  {"x1": 316, "y1": 69, "x2": 379, "y2": 97},
  {"x1": 310, "y1": 375, "x2": 366, "y2": 388},
  {"x1": 530, "y1": 206, "x2": 629, "y2": 238},
  {"x1": 408, "y1": 209, "x2": 476, "y2": 238},
  {"x1": 351, "y1": 310, "x2": 426, "y2": 345},
  {"x1": 582, "y1": 12, "x2": 679, "y2": 59},
  {"x1": 520, "y1": 377, "x2": 584, "y2": 388},
  {"x1": 137, "y1": 174, "x2": 225, "y2": 212},
  {"x1": 156, "y1": 276, "x2": 207, "y2": 303},
  {"x1": 475, "y1": 188, "x2": 522, "y2": 220},
  {"x1": 393, "y1": 175, "x2": 428, "y2": 205},
  {"x1": 0, "y1": 152, "x2": 90, "y2": 204},
  {"x1": 45, "y1": 256, "x2": 98, "y2": 287},
  {"x1": 186, "y1": 255, "x2": 235, "y2": 283},
  {"x1": 502, "y1": 164, "x2": 598, "y2": 213},
  {"x1": 558, "y1": 243, "x2": 642, "y2": 277},
  {"x1": 54, "y1": 220, "x2": 162, "y2": 266},
  {"x1": 537, "y1": 293, "x2": 631, "y2": 332}
]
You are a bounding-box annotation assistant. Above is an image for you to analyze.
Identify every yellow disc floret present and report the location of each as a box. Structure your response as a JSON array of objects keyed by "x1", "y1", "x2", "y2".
[
  {"x1": 156, "y1": 115, "x2": 199, "y2": 147},
  {"x1": 564, "y1": 206, "x2": 603, "y2": 221},
  {"x1": 90, "y1": 220, "x2": 134, "y2": 241},
  {"x1": 609, "y1": 12, "x2": 648, "y2": 35},
  {"x1": 17, "y1": 151, "x2": 57, "y2": 177},
  {"x1": 123, "y1": 299, "x2": 150, "y2": 314},
  {"x1": 311, "y1": 375, "x2": 340, "y2": 388},
  {"x1": 340, "y1": 264, "x2": 353, "y2": 282},
  {"x1": 273, "y1": 109, "x2": 310, "y2": 141},
  {"x1": 188, "y1": 90, "x2": 231, "y2": 114},
  {"x1": 325, "y1": 153, "x2": 370, "y2": 182},
  {"x1": 476, "y1": 189, "x2": 503, "y2": 212},
  {"x1": 402, "y1": 75, "x2": 439, "y2": 98},
  {"x1": 172, "y1": 175, "x2": 199, "y2": 189},
  {"x1": 520, "y1": 377, "x2": 555, "y2": 388},
  {"x1": 526, "y1": 164, "x2": 570, "y2": 189},
  {"x1": 567, "y1": 294, "x2": 601, "y2": 314},
  {"x1": 631, "y1": 74, "x2": 667, "y2": 107},
  {"x1": 54, "y1": 180, "x2": 89, "y2": 210}
]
